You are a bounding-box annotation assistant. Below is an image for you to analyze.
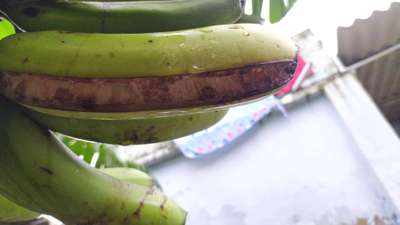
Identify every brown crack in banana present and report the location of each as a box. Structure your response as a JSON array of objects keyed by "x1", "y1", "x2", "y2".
[{"x1": 0, "y1": 60, "x2": 296, "y2": 112}]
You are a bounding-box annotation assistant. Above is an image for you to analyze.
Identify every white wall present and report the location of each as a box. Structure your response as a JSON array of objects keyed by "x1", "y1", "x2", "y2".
[{"x1": 152, "y1": 95, "x2": 398, "y2": 225}]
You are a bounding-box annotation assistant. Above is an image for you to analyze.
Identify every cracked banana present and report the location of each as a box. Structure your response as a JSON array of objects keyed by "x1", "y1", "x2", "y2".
[{"x1": 0, "y1": 24, "x2": 297, "y2": 113}]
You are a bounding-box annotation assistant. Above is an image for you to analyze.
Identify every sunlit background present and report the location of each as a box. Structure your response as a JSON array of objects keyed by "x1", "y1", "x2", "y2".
[{"x1": 275, "y1": 0, "x2": 397, "y2": 55}]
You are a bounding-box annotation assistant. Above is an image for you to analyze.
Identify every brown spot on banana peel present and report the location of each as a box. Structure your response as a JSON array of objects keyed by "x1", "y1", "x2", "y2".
[
  {"x1": 160, "y1": 196, "x2": 168, "y2": 211},
  {"x1": 39, "y1": 166, "x2": 54, "y2": 175},
  {"x1": 22, "y1": 57, "x2": 30, "y2": 64},
  {"x1": 0, "y1": 60, "x2": 297, "y2": 112},
  {"x1": 132, "y1": 188, "x2": 156, "y2": 220}
]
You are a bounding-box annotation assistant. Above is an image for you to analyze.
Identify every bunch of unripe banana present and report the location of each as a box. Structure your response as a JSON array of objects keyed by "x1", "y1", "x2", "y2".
[{"x1": 0, "y1": 0, "x2": 297, "y2": 224}]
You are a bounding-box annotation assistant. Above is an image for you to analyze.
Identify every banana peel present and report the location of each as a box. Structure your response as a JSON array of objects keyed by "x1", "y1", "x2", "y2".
[{"x1": 0, "y1": 24, "x2": 297, "y2": 112}]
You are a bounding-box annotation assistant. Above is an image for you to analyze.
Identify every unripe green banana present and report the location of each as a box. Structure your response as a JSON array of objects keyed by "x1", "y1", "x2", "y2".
[
  {"x1": 0, "y1": 167, "x2": 156, "y2": 224},
  {"x1": 0, "y1": 24, "x2": 297, "y2": 112},
  {"x1": 100, "y1": 168, "x2": 157, "y2": 189},
  {"x1": 24, "y1": 105, "x2": 227, "y2": 145},
  {"x1": 0, "y1": 24, "x2": 294, "y2": 77},
  {"x1": 0, "y1": 96, "x2": 186, "y2": 225},
  {"x1": 0, "y1": 195, "x2": 39, "y2": 223},
  {"x1": 0, "y1": 134, "x2": 156, "y2": 224},
  {"x1": 0, "y1": 0, "x2": 242, "y2": 33},
  {"x1": 0, "y1": 167, "x2": 159, "y2": 224}
]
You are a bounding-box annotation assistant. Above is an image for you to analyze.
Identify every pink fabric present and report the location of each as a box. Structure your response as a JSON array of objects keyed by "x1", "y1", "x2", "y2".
[{"x1": 275, "y1": 54, "x2": 307, "y2": 97}]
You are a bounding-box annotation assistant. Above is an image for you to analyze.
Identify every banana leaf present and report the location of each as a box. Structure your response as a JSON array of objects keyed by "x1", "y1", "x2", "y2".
[
  {"x1": 60, "y1": 135, "x2": 148, "y2": 172},
  {"x1": 240, "y1": 0, "x2": 297, "y2": 24},
  {"x1": 0, "y1": 18, "x2": 15, "y2": 40},
  {"x1": 269, "y1": 0, "x2": 297, "y2": 23}
]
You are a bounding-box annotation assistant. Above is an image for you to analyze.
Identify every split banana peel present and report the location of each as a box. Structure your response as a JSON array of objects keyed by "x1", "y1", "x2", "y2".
[{"x1": 0, "y1": 24, "x2": 296, "y2": 112}]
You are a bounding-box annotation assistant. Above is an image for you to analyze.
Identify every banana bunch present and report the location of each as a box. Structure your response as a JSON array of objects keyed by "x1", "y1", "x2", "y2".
[
  {"x1": 0, "y1": 166, "x2": 159, "y2": 224},
  {"x1": 0, "y1": 131, "x2": 163, "y2": 224},
  {"x1": 0, "y1": 101, "x2": 180, "y2": 224},
  {"x1": 0, "y1": 0, "x2": 297, "y2": 224}
]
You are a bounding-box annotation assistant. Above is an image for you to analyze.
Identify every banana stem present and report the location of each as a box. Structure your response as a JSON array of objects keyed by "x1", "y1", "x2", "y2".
[
  {"x1": 0, "y1": 96, "x2": 186, "y2": 225},
  {"x1": 252, "y1": 0, "x2": 263, "y2": 17}
]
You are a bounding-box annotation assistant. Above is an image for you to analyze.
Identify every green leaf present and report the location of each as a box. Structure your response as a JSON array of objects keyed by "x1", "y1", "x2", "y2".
[
  {"x1": 0, "y1": 18, "x2": 15, "y2": 40},
  {"x1": 269, "y1": 0, "x2": 286, "y2": 23},
  {"x1": 239, "y1": 0, "x2": 297, "y2": 24},
  {"x1": 252, "y1": 0, "x2": 264, "y2": 17},
  {"x1": 269, "y1": 0, "x2": 297, "y2": 23},
  {"x1": 60, "y1": 136, "x2": 147, "y2": 172}
]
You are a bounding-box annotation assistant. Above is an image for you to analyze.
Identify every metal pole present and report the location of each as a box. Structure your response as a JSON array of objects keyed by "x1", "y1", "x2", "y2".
[{"x1": 343, "y1": 42, "x2": 400, "y2": 73}]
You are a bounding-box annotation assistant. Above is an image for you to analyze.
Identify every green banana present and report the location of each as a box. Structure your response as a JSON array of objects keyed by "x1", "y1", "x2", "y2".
[
  {"x1": 100, "y1": 168, "x2": 157, "y2": 189},
  {"x1": 0, "y1": 195, "x2": 39, "y2": 223},
  {"x1": 0, "y1": 24, "x2": 295, "y2": 77},
  {"x1": 0, "y1": 24, "x2": 297, "y2": 112},
  {"x1": 24, "y1": 105, "x2": 227, "y2": 145},
  {"x1": 0, "y1": 167, "x2": 157, "y2": 224},
  {"x1": 0, "y1": 96, "x2": 186, "y2": 225},
  {"x1": 0, "y1": 134, "x2": 158, "y2": 224},
  {"x1": 0, "y1": 0, "x2": 242, "y2": 33},
  {"x1": 0, "y1": 167, "x2": 161, "y2": 224}
]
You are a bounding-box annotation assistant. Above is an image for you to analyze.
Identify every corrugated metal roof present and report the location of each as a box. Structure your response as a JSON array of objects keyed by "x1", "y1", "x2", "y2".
[{"x1": 337, "y1": 2, "x2": 400, "y2": 121}]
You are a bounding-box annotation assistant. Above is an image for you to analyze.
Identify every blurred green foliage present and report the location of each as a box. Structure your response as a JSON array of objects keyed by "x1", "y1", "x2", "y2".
[
  {"x1": 61, "y1": 135, "x2": 148, "y2": 172},
  {"x1": 0, "y1": 18, "x2": 15, "y2": 40}
]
